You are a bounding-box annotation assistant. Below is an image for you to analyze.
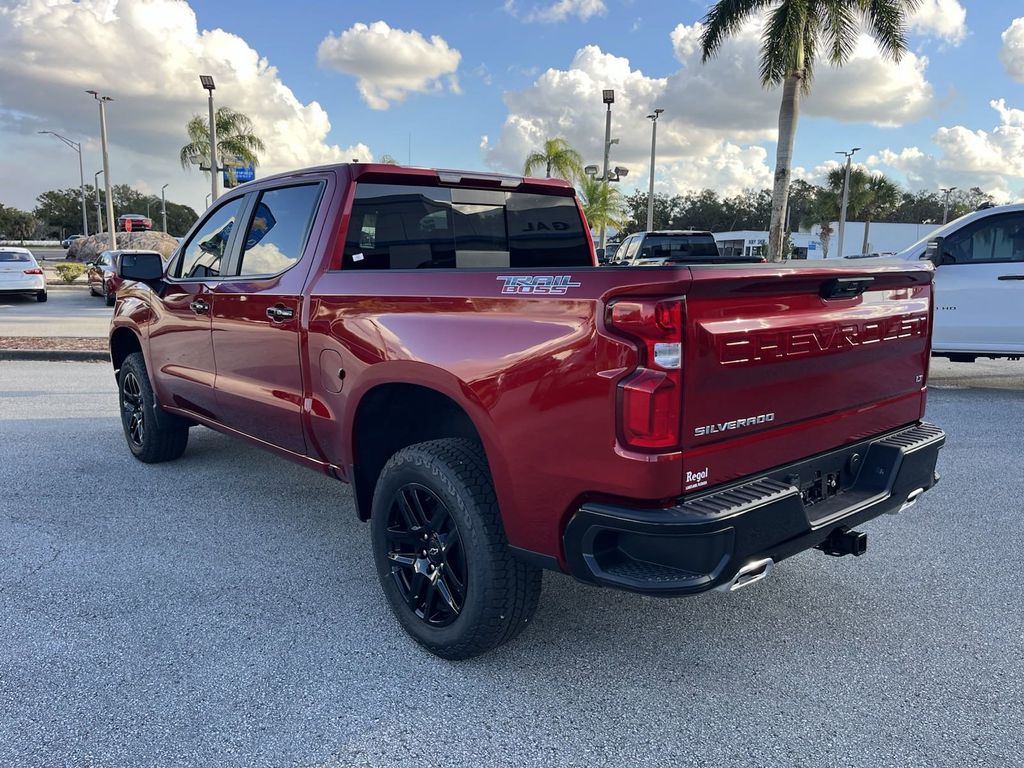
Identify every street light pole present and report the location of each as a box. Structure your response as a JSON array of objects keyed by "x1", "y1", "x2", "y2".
[
  {"x1": 645, "y1": 108, "x2": 664, "y2": 232},
  {"x1": 39, "y1": 131, "x2": 89, "y2": 237},
  {"x1": 87, "y1": 90, "x2": 117, "y2": 251},
  {"x1": 835, "y1": 147, "x2": 860, "y2": 259},
  {"x1": 940, "y1": 186, "x2": 957, "y2": 224},
  {"x1": 200, "y1": 75, "x2": 218, "y2": 204},
  {"x1": 94, "y1": 170, "x2": 104, "y2": 233},
  {"x1": 598, "y1": 89, "x2": 615, "y2": 252},
  {"x1": 161, "y1": 184, "x2": 169, "y2": 233}
]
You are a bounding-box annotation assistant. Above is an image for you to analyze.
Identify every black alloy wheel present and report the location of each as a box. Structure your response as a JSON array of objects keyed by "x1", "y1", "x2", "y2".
[
  {"x1": 121, "y1": 370, "x2": 145, "y2": 448},
  {"x1": 384, "y1": 483, "x2": 468, "y2": 627}
]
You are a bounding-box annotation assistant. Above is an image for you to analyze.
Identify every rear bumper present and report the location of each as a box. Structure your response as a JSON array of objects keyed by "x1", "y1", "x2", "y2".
[
  {"x1": 0, "y1": 277, "x2": 46, "y2": 293},
  {"x1": 563, "y1": 422, "x2": 945, "y2": 596}
]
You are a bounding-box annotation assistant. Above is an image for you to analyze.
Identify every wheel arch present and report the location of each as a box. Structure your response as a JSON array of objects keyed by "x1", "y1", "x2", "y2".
[
  {"x1": 349, "y1": 381, "x2": 500, "y2": 522},
  {"x1": 109, "y1": 326, "x2": 143, "y2": 373}
]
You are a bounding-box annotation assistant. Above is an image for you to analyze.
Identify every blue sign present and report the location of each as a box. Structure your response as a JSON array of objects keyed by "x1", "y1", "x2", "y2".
[
  {"x1": 808, "y1": 242, "x2": 818, "y2": 250},
  {"x1": 223, "y1": 165, "x2": 255, "y2": 187}
]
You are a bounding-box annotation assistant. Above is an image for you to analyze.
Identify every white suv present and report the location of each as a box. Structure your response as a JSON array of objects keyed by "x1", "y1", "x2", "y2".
[{"x1": 895, "y1": 204, "x2": 1024, "y2": 361}]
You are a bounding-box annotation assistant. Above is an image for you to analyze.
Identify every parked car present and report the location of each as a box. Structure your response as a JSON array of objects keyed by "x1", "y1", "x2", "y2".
[
  {"x1": 117, "y1": 213, "x2": 153, "y2": 232},
  {"x1": 613, "y1": 230, "x2": 763, "y2": 266},
  {"x1": 87, "y1": 250, "x2": 128, "y2": 306},
  {"x1": 596, "y1": 240, "x2": 620, "y2": 264},
  {"x1": 109, "y1": 162, "x2": 945, "y2": 659},
  {"x1": 61, "y1": 234, "x2": 86, "y2": 250},
  {"x1": 894, "y1": 203, "x2": 1024, "y2": 361},
  {"x1": 0, "y1": 247, "x2": 47, "y2": 302}
]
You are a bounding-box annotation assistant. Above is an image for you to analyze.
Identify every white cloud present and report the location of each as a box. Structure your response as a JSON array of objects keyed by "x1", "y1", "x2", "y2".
[
  {"x1": 486, "y1": 20, "x2": 935, "y2": 196},
  {"x1": 0, "y1": 0, "x2": 373, "y2": 211},
  {"x1": 909, "y1": 0, "x2": 967, "y2": 45},
  {"x1": 504, "y1": 0, "x2": 607, "y2": 23},
  {"x1": 868, "y1": 100, "x2": 1024, "y2": 201},
  {"x1": 667, "y1": 19, "x2": 934, "y2": 130},
  {"x1": 1001, "y1": 17, "x2": 1024, "y2": 82},
  {"x1": 317, "y1": 21, "x2": 461, "y2": 110}
]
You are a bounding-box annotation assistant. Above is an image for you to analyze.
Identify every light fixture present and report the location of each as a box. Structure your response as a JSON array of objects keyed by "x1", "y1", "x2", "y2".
[
  {"x1": 199, "y1": 74, "x2": 215, "y2": 91},
  {"x1": 602, "y1": 89, "x2": 615, "y2": 104}
]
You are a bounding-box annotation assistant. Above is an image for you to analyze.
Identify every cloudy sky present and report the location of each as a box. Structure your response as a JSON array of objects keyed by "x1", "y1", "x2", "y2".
[{"x1": 1, "y1": 0, "x2": 1022, "y2": 215}]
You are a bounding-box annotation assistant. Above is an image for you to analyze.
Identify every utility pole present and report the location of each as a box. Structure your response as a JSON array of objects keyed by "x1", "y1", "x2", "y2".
[
  {"x1": 835, "y1": 147, "x2": 860, "y2": 259},
  {"x1": 645, "y1": 108, "x2": 664, "y2": 232},
  {"x1": 94, "y1": 170, "x2": 104, "y2": 233},
  {"x1": 940, "y1": 186, "x2": 957, "y2": 224},
  {"x1": 599, "y1": 90, "x2": 615, "y2": 252},
  {"x1": 200, "y1": 75, "x2": 218, "y2": 204},
  {"x1": 87, "y1": 90, "x2": 117, "y2": 251},
  {"x1": 161, "y1": 183, "x2": 169, "y2": 233},
  {"x1": 39, "y1": 131, "x2": 89, "y2": 237}
]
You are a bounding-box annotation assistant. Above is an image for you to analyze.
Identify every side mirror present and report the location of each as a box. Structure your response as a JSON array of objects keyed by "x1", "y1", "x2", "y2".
[
  {"x1": 924, "y1": 236, "x2": 946, "y2": 265},
  {"x1": 119, "y1": 251, "x2": 164, "y2": 282}
]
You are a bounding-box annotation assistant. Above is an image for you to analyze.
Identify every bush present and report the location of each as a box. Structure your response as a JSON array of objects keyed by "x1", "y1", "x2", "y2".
[{"x1": 54, "y1": 262, "x2": 87, "y2": 284}]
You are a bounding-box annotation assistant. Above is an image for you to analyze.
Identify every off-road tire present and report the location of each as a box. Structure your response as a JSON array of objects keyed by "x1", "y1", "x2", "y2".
[{"x1": 370, "y1": 438, "x2": 542, "y2": 660}]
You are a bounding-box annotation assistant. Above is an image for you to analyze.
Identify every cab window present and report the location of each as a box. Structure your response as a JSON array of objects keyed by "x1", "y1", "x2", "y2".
[
  {"x1": 946, "y1": 214, "x2": 1024, "y2": 264},
  {"x1": 174, "y1": 197, "x2": 245, "y2": 279},
  {"x1": 238, "y1": 184, "x2": 323, "y2": 276}
]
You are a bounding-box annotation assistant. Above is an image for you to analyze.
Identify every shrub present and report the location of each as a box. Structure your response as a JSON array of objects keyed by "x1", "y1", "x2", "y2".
[{"x1": 54, "y1": 262, "x2": 87, "y2": 284}]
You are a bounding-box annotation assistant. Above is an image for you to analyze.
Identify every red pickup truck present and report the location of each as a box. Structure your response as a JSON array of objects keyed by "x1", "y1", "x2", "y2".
[{"x1": 111, "y1": 163, "x2": 944, "y2": 659}]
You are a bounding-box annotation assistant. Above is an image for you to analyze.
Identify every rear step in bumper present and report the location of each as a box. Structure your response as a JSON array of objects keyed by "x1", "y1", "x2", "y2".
[{"x1": 564, "y1": 422, "x2": 945, "y2": 596}]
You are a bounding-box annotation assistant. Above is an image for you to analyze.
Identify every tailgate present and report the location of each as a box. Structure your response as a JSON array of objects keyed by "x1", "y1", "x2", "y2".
[{"x1": 680, "y1": 261, "x2": 933, "y2": 492}]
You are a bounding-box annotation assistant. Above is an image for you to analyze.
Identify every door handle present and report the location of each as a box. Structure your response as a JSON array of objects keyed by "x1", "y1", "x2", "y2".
[
  {"x1": 189, "y1": 299, "x2": 210, "y2": 314},
  {"x1": 266, "y1": 305, "x2": 295, "y2": 321},
  {"x1": 997, "y1": 275, "x2": 1024, "y2": 280}
]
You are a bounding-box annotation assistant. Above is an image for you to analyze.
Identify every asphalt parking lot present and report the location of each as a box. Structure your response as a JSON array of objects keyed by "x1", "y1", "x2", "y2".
[
  {"x1": 1, "y1": 361, "x2": 1022, "y2": 767},
  {"x1": 0, "y1": 288, "x2": 111, "y2": 338}
]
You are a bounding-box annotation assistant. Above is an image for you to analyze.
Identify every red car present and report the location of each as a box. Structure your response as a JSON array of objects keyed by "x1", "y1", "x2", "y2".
[
  {"x1": 117, "y1": 213, "x2": 153, "y2": 232},
  {"x1": 86, "y1": 250, "x2": 123, "y2": 306},
  {"x1": 109, "y1": 163, "x2": 945, "y2": 659}
]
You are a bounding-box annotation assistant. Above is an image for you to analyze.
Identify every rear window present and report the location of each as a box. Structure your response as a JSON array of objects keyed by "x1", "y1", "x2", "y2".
[
  {"x1": 642, "y1": 235, "x2": 719, "y2": 261},
  {"x1": 342, "y1": 183, "x2": 591, "y2": 270},
  {"x1": 0, "y1": 252, "x2": 32, "y2": 262}
]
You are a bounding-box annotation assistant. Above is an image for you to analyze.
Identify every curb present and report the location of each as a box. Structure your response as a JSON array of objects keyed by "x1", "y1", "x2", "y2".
[{"x1": 0, "y1": 349, "x2": 108, "y2": 362}]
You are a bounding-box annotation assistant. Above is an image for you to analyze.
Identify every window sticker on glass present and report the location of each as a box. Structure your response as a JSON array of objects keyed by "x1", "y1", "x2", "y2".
[{"x1": 353, "y1": 252, "x2": 364, "y2": 262}]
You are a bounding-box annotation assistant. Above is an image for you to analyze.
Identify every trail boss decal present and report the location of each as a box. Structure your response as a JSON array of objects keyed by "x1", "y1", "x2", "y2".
[{"x1": 497, "y1": 275, "x2": 582, "y2": 295}]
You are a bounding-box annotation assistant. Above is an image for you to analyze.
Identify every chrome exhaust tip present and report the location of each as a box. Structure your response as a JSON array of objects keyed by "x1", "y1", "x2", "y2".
[
  {"x1": 892, "y1": 487, "x2": 926, "y2": 514},
  {"x1": 717, "y1": 557, "x2": 774, "y2": 592}
]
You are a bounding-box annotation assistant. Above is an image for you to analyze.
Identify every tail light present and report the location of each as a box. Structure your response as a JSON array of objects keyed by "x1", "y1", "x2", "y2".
[
  {"x1": 23, "y1": 267, "x2": 43, "y2": 275},
  {"x1": 608, "y1": 299, "x2": 683, "y2": 451}
]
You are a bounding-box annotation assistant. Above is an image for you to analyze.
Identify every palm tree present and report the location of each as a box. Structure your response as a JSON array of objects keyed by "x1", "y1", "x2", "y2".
[
  {"x1": 826, "y1": 167, "x2": 901, "y2": 253},
  {"x1": 523, "y1": 138, "x2": 583, "y2": 182},
  {"x1": 578, "y1": 175, "x2": 629, "y2": 234},
  {"x1": 700, "y1": 0, "x2": 920, "y2": 261},
  {"x1": 179, "y1": 107, "x2": 265, "y2": 185}
]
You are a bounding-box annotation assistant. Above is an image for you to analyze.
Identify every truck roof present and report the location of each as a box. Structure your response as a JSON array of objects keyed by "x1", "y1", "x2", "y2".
[{"x1": 247, "y1": 162, "x2": 577, "y2": 196}]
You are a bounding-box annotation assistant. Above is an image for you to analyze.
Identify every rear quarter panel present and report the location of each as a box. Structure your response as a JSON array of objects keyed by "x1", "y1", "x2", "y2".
[{"x1": 305, "y1": 266, "x2": 693, "y2": 559}]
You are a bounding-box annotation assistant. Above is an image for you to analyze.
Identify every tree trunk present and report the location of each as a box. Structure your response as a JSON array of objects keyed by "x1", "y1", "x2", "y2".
[
  {"x1": 768, "y1": 71, "x2": 801, "y2": 262},
  {"x1": 546, "y1": 158, "x2": 551, "y2": 178},
  {"x1": 861, "y1": 217, "x2": 871, "y2": 255}
]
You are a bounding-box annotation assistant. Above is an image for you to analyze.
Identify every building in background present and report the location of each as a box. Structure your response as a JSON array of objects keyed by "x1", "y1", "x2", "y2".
[
  {"x1": 809, "y1": 221, "x2": 941, "y2": 258},
  {"x1": 714, "y1": 231, "x2": 822, "y2": 260},
  {"x1": 715, "y1": 221, "x2": 942, "y2": 260}
]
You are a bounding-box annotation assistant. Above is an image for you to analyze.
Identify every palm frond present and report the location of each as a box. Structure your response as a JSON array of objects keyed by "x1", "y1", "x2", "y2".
[
  {"x1": 759, "y1": 0, "x2": 809, "y2": 85},
  {"x1": 701, "y1": 0, "x2": 773, "y2": 62},
  {"x1": 861, "y1": 0, "x2": 918, "y2": 61}
]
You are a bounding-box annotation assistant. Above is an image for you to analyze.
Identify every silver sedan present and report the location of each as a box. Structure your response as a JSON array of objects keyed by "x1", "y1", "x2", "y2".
[{"x1": 0, "y1": 247, "x2": 47, "y2": 302}]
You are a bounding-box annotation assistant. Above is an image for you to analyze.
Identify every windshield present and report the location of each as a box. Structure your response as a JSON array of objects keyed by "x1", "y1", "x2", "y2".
[
  {"x1": 0, "y1": 252, "x2": 32, "y2": 262},
  {"x1": 643, "y1": 235, "x2": 719, "y2": 260}
]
